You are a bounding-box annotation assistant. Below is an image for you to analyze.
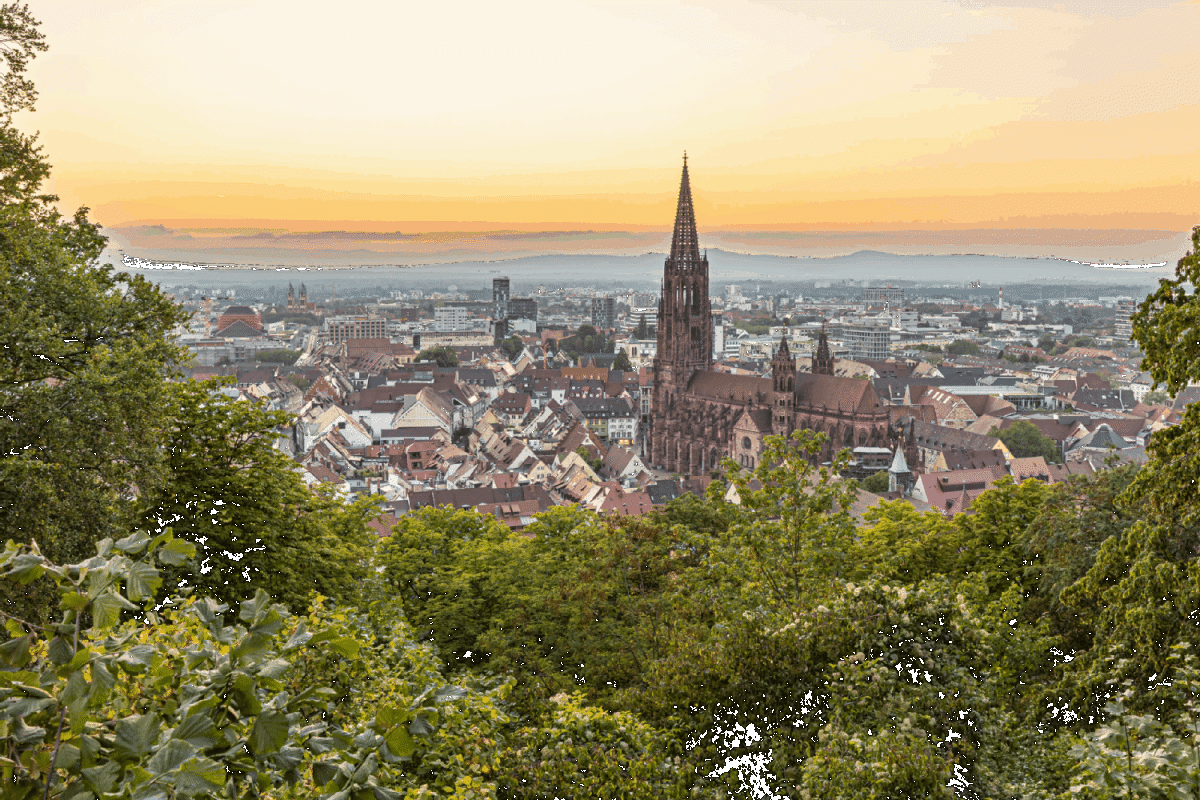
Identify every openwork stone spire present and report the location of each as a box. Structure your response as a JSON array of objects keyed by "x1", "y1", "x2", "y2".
[{"x1": 669, "y1": 152, "x2": 702, "y2": 268}]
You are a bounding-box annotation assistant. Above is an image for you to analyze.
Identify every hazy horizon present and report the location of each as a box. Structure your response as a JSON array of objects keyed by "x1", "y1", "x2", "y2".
[{"x1": 28, "y1": 1, "x2": 1200, "y2": 248}]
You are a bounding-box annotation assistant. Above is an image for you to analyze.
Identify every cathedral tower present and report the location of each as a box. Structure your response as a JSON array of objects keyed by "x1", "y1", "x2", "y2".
[
  {"x1": 813, "y1": 325, "x2": 835, "y2": 376},
  {"x1": 651, "y1": 154, "x2": 713, "y2": 467},
  {"x1": 771, "y1": 334, "x2": 795, "y2": 437}
]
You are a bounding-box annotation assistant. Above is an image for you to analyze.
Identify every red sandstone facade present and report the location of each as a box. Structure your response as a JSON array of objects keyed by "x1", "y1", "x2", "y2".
[{"x1": 649, "y1": 159, "x2": 893, "y2": 475}]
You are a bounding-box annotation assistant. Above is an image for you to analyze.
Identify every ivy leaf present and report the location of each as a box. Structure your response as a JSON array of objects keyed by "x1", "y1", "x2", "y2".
[{"x1": 248, "y1": 710, "x2": 289, "y2": 756}]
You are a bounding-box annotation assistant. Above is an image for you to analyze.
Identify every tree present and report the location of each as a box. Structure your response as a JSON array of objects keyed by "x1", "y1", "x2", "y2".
[
  {"x1": 415, "y1": 345, "x2": 459, "y2": 367},
  {"x1": 0, "y1": 4, "x2": 189, "y2": 626},
  {"x1": 612, "y1": 347, "x2": 633, "y2": 371},
  {"x1": 947, "y1": 339, "x2": 981, "y2": 356},
  {"x1": 635, "y1": 313, "x2": 649, "y2": 339},
  {"x1": 990, "y1": 420, "x2": 1061, "y2": 462},
  {"x1": 1144, "y1": 389, "x2": 1171, "y2": 405},
  {"x1": 0, "y1": 534, "x2": 508, "y2": 800},
  {"x1": 498, "y1": 335, "x2": 523, "y2": 361},
  {"x1": 138, "y1": 379, "x2": 379, "y2": 611},
  {"x1": 254, "y1": 348, "x2": 301, "y2": 364},
  {"x1": 859, "y1": 469, "x2": 890, "y2": 493}
]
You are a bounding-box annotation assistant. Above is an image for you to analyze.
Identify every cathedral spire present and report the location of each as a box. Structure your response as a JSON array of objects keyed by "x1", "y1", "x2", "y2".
[{"x1": 669, "y1": 153, "x2": 701, "y2": 266}]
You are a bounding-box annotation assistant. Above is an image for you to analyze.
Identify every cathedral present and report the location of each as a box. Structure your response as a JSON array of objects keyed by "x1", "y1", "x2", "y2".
[{"x1": 649, "y1": 157, "x2": 894, "y2": 475}]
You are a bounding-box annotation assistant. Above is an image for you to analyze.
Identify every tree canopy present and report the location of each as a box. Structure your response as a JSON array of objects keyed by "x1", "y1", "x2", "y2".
[
  {"x1": 990, "y1": 420, "x2": 1061, "y2": 463},
  {"x1": 415, "y1": 345, "x2": 459, "y2": 367}
]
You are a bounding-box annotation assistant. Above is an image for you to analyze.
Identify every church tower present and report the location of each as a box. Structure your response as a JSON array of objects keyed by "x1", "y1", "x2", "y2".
[
  {"x1": 771, "y1": 334, "x2": 795, "y2": 437},
  {"x1": 651, "y1": 154, "x2": 713, "y2": 468},
  {"x1": 287, "y1": 282, "x2": 295, "y2": 309},
  {"x1": 813, "y1": 325, "x2": 835, "y2": 375}
]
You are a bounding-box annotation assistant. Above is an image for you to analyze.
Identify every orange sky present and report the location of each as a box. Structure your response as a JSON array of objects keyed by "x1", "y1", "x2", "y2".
[{"x1": 25, "y1": 0, "x2": 1200, "y2": 233}]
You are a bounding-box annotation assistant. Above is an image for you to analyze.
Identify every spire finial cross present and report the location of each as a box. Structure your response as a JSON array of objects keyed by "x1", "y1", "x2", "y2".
[{"x1": 683, "y1": 150, "x2": 687, "y2": 166}]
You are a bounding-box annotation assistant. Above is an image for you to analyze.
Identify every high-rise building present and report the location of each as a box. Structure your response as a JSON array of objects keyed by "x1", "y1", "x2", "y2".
[
  {"x1": 492, "y1": 277, "x2": 510, "y2": 320},
  {"x1": 590, "y1": 297, "x2": 616, "y2": 330},
  {"x1": 843, "y1": 319, "x2": 891, "y2": 361},
  {"x1": 434, "y1": 306, "x2": 472, "y2": 332},
  {"x1": 508, "y1": 297, "x2": 538, "y2": 322},
  {"x1": 862, "y1": 286, "x2": 905, "y2": 306},
  {"x1": 1115, "y1": 299, "x2": 1136, "y2": 341},
  {"x1": 325, "y1": 315, "x2": 387, "y2": 344}
]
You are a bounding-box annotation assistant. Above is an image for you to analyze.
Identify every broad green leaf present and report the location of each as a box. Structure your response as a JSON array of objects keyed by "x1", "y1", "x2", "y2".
[
  {"x1": 327, "y1": 636, "x2": 361, "y2": 659},
  {"x1": 385, "y1": 726, "x2": 416, "y2": 759},
  {"x1": 89, "y1": 661, "x2": 115, "y2": 704},
  {"x1": 116, "y1": 645, "x2": 156, "y2": 674},
  {"x1": 131, "y1": 785, "x2": 168, "y2": 800},
  {"x1": 91, "y1": 591, "x2": 137, "y2": 631},
  {"x1": 0, "y1": 633, "x2": 32, "y2": 668},
  {"x1": 433, "y1": 685, "x2": 467, "y2": 703},
  {"x1": 158, "y1": 537, "x2": 194, "y2": 567},
  {"x1": 5, "y1": 553, "x2": 45, "y2": 584},
  {"x1": 48, "y1": 635, "x2": 74, "y2": 665},
  {"x1": 60, "y1": 591, "x2": 89, "y2": 611},
  {"x1": 114, "y1": 531, "x2": 151, "y2": 554},
  {"x1": 175, "y1": 756, "x2": 226, "y2": 796},
  {"x1": 82, "y1": 761, "x2": 122, "y2": 794},
  {"x1": 13, "y1": 717, "x2": 47, "y2": 744},
  {"x1": 171, "y1": 714, "x2": 218, "y2": 749},
  {"x1": 312, "y1": 761, "x2": 339, "y2": 787},
  {"x1": 248, "y1": 710, "x2": 289, "y2": 756},
  {"x1": 125, "y1": 561, "x2": 162, "y2": 603},
  {"x1": 147, "y1": 738, "x2": 198, "y2": 775},
  {"x1": 114, "y1": 714, "x2": 159, "y2": 760}
]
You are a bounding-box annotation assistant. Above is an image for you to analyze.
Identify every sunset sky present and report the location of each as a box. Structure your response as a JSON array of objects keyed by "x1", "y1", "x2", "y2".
[{"x1": 25, "y1": 0, "x2": 1200, "y2": 235}]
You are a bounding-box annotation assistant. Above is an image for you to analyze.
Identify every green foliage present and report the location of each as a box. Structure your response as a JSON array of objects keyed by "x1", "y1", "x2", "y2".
[
  {"x1": 495, "y1": 693, "x2": 686, "y2": 799},
  {"x1": 574, "y1": 445, "x2": 603, "y2": 473},
  {"x1": 497, "y1": 335, "x2": 522, "y2": 362},
  {"x1": 1070, "y1": 644, "x2": 1200, "y2": 799},
  {"x1": 255, "y1": 349, "x2": 301, "y2": 364},
  {"x1": 1144, "y1": 389, "x2": 1171, "y2": 405},
  {"x1": 859, "y1": 469, "x2": 891, "y2": 493},
  {"x1": 718, "y1": 429, "x2": 858, "y2": 610},
  {"x1": 635, "y1": 314, "x2": 649, "y2": 339},
  {"x1": 286, "y1": 372, "x2": 311, "y2": 391},
  {"x1": 138, "y1": 379, "x2": 378, "y2": 611},
  {"x1": 0, "y1": 535, "x2": 403, "y2": 800},
  {"x1": 415, "y1": 346, "x2": 459, "y2": 368},
  {"x1": 612, "y1": 347, "x2": 633, "y2": 371},
  {"x1": 947, "y1": 339, "x2": 981, "y2": 356},
  {"x1": 990, "y1": 420, "x2": 1061, "y2": 462},
  {"x1": 0, "y1": 4, "x2": 188, "y2": 626},
  {"x1": 733, "y1": 316, "x2": 776, "y2": 336},
  {"x1": 557, "y1": 325, "x2": 613, "y2": 357}
]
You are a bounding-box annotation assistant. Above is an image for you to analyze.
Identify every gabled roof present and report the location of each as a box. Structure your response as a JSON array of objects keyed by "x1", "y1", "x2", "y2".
[
  {"x1": 215, "y1": 320, "x2": 266, "y2": 339},
  {"x1": 687, "y1": 371, "x2": 771, "y2": 404}
]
